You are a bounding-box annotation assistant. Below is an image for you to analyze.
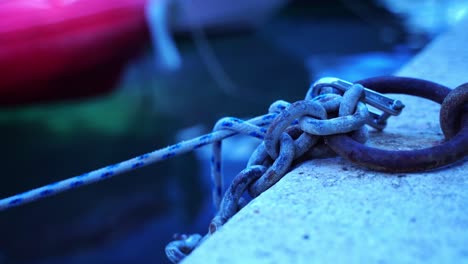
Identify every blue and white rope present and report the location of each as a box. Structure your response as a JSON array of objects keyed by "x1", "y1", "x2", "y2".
[
  {"x1": 210, "y1": 117, "x2": 269, "y2": 209},
  {"x1": 209, "y1": 102, "x2": 290, "y2": 209},
  {"x1": 0, "y1": 113, "x2": 279, "y2": 211}
]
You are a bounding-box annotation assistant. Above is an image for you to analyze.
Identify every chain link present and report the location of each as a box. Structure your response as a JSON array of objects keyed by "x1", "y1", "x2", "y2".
[
  {"x1": 0, "y1": 76, "x2": 465, "y2": 264},
  {"x1": 165, "y1": 82, "x2": 374, "y2": 263}
]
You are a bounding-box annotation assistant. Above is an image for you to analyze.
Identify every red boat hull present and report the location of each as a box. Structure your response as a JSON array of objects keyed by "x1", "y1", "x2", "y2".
[{"x1": 0, "y1": 0, "x2": 150, "y2": 106}]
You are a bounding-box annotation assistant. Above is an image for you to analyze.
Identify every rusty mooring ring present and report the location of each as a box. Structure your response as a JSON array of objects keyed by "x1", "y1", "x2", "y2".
[
  {"x1": 325, "y1": 76, "x2": 468, "y2": 172},
  {"x1": 440, "y1": 83, "x2": 468, "y2": 139}
]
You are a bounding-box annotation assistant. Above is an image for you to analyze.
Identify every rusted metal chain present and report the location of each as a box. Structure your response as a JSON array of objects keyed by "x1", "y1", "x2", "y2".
[
  {"x1": 264, "y1": 100, "x2": 326, "y2": 159},
  {"x1": 209, "y1": 165, "x2": 267, "y2": 233},
  {"x1": 248, "y1": 132, "x2": 296, "y2": 197},
  {"x1": 166, "y1": 82, "x2": 371, "y2": 263},
  {"x1": 165, "y1": 234, "x2": 205, "y2": 262}
]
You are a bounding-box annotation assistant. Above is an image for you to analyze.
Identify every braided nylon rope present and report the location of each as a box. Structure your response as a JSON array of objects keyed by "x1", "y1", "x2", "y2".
[
  {"x1": 209, "y1": 101, "x2": 292, "y2": 209},
  {"x1": 165, "y1": 83, "x2": 374, "y2": 263},
  {"x1": 0, "y1": 108, "x2": 287, "y2": 211}
]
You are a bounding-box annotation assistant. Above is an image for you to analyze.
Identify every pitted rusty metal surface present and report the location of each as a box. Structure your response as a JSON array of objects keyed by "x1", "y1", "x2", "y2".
[
  {"x1": 325, "y1": 77, "x2": 468, "y2": 172},
  {"x1": 440, "y1": 83, "x2": 468, "y2": 139}
]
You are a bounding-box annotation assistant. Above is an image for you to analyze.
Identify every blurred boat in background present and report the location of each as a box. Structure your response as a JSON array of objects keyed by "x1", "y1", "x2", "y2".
[
  {"x1": 0, "y1": 0, "x2": 287, "y2": 107},
  {"x1": 0, "y1": 0, "x2": 148, "y2": 106}
]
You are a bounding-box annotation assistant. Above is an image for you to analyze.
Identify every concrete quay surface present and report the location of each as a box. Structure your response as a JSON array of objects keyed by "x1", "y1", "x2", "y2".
[{"x1": 183, "y1": 19, "x2": 468, "y2": 264}]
